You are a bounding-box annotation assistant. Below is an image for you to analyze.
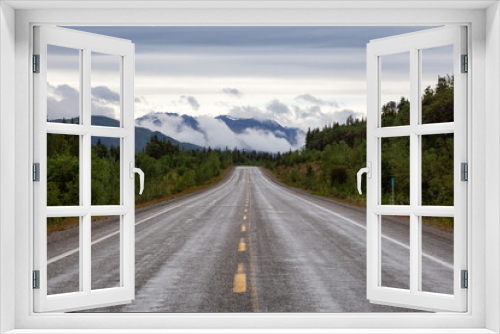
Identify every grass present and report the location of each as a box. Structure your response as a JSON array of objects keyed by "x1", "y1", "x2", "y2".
[
  {"x1": 421, "y1": 216, "x2": 454, "y2": 234},
  {"x1": 47, "y1": 217, "x2": 80, "y2": 235},
  {"x1": 134, "y1": 165, "x2": 234, "y2": 209},
  {"x1": 47, "y1": 215, "x2": 120, "y2": 236},
  {"x1": 47, "y1": 165, "x2": 234, "y2": 235},
  {"x1": 266, "y1": 165, "x2": 367, "y2": 208}
]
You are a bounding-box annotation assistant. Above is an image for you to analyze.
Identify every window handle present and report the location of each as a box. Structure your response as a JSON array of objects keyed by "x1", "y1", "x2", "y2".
[
  {"x1": 129, "y1": 162, "x2": 144, "y2": 195},
  {"x1": 357, "y1": 162, "x2": 371, "y2": 195}
]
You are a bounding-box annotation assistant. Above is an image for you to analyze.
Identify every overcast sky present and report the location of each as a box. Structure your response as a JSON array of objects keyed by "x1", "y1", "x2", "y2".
[{"x1": 47, "y1": 26, "x2": 453, "y2": 133}]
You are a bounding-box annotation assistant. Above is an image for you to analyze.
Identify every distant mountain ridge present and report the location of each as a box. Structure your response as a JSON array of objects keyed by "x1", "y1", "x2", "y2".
[
  {"x1": 50, "y1": 116, "x2": 202, "y2": 152},
  {"x1": 215, "y1": 115, "x2": 302, "y2": 146},
  {"x1": 135, "y1": 112, "x2": 305, "y2": 152},
  {"x1": 51, "y1": 113, "x2": 305, "y2": 153}
]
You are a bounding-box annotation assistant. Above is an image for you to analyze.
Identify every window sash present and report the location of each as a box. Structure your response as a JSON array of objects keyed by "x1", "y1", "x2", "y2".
[
  {"x1": 33, "y1": 25, "x2": 136, "y2": 313},
  {"x1": 366, "y1": 26, "x2": 468, "y2": 312}
]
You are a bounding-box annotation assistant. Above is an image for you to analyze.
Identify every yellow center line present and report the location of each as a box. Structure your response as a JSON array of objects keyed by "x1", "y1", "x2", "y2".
[
  {"x1": 233, "y1": 263, "x2": 246, "y2": 293},
  {"x1": 246, "y1": 169, "x2": 260, "y2": 312},
  {"x1": 243, "y1": 215, "x2": 247, "y2": 220},
  {"x1": 241, "y1": 225, "x2": 246, "y2": 232},
  {"x1": 244, "y1": 208, "x2": 248, "y2": 213},
  {"x1": 238, "y1": 238, "x2": 246, "y2": 252}
]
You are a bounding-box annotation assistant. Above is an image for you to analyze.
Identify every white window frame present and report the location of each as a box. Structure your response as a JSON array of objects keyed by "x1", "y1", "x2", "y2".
[
  {"x1": 33, "y1": 26, "x2": 136, "y2": 313},
  {"x1": 366, "y1": 26, "x2": 467, "y2": 312},
  {"x1": 1, "y1": 1, "x2": 498, "y2": 333}
]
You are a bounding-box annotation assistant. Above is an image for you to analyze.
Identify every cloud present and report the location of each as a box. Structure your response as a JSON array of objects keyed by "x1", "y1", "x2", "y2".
[
  {"x1": 47, "y1": 83, "x2": 119, "y2": 121},
  {"x1": 222, "y1": 88, "x2": 243, "y2": 97},
  {"x1": 228, "y1": 105, "x2": 269, "y2": 121},
  {"x1": 136, "y1": 112, "x2": 304, "y2": 153},
  {"x1": 180, "y1": 95, "x2": 200, "y2": 110},
  {"x1": 266, "y1": 99, "x2": 290, "y2": 115},
  {"x1": 293, "y1": 105, "x2": 361, "y2": 127},
  {"x1": 332, "y1": 109, "x2": 362, "y2": 124},
  {"x1": 92, "y1": 86, "x2": 120, "y2": 104},
  {"x1": 295, "y1": 94, "x2": 339, "y2": 107},
  {"x1": 136, "y1": 112, "x2": 207, "y2": 146},
  {"x1": 90, "y1": 86, "x2": 119, "y2": 118},
  {"x1": 237, "y1": 128, "x2": 302, "y2": 153},
  {"x1": 135, "y1": 96, "x2": 149, "y2": 104},
  {"x1": 47, "y1": 84, "x2": 80, "y2": 121},
  {"x1": 91, "y1": 99, "x2": 117, "y2": 119}
]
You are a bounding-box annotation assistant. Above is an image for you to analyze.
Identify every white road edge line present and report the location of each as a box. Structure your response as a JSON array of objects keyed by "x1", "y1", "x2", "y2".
[
  {"x1": 256, "y1": 168, "x2": 453, "y2": 270},
  {"x1": 48, "y1": 169, "x2": 240, "y2": 265}
]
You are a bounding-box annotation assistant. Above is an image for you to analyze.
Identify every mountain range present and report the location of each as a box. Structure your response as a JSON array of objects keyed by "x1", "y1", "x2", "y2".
[
  {"x1": 135, "y1": 112, "x2": 305, "y2": 152},
  {"x1": 52, "y1": 113, "x2": 305, "y2": 153}
]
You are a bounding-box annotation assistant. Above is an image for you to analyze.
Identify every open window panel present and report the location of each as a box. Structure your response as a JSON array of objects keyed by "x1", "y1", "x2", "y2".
[
  {"x1": 33, "y1": 26, "x2": 136, "y2": 312},
  {"x1": 366, "y1": 26, "x2": 467, "y2": 312}
]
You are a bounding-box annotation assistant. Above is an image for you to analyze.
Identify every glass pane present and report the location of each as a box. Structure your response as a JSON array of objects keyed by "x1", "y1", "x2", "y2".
[
  {"x1": 421, "y1": 217, "x2": 454, "y2": 294},
  {"x1": 47, "y1": 217, "x2": 80, "y2": 295},
  {"x1": 380, "y1": 52, "x2": 410, "y2": 127},
  {"x1": 421, "y1": 45, "x2": 454, "y2": 124},
  {"x1": 91, "y1": 137, "x2": 121, "y2": 205},
  {"x1": 91, "y1": 52, "x2": 121, "y2": 127},
  {"x1": 47, "y1": 45, "x2": 81, "y2": 123},
  {"x1": 381, "y1": 137, "x2": 410, "y2": 205},
  {"x1": 381, "y1": 215, "x2": 410, "y2": 290},
  {"x1": 92, "y1": 216, "x2": 121, "y2": 290},
  {"x1": 47, "y1": 134, "x2": 80, "y2": 206},
  {"x1": 421, "y1": 134, "x2": 454, "y2": 206}
]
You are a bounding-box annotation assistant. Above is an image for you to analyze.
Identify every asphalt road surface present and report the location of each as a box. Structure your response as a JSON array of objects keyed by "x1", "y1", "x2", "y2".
[{"x1": 46, "y1": 166, "x2": 454, "y2": 312}]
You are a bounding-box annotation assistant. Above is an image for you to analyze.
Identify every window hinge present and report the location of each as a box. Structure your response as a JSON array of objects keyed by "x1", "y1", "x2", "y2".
[
  {"x1": 33, "y1": 163, "x2": 40, "y2": 182},
  {"x1": 33, "y1": 270, "x2": 40, "y2": 289},
  {"x1": 461, "y1": 54, "x2": 468, "y2": 73},
  {"x1": 461, "y1": 270, "x2": 468, "y2": 289},
  {"x1": 461, "y1": 162, "x2": 468, "y2": 181},
  {"x1": 33, "y1": 54, "x2": 40, "y2": 73}
]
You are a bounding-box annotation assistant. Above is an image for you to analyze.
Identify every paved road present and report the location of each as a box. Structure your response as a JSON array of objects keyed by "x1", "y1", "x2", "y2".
[{"x1": 47, "y1": 166, "x2": 454, "y2": 312}]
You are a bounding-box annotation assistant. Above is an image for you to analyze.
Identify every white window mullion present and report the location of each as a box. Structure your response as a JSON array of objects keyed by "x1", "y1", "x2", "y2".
[
  {"x1": 82, "y1": 47, "x2": 92, "y2": 294},
  {"x1": 373, "y1": 123, "x2": 455, "y2": 138},
  {"x1": 373, "y1": 205, "x2": 455, "y2": 217},
  {"x1": 365, "y1": 46, "x2": 379, "y2": 299},
  {"x1": 409, "y1": 47, "x2": 420, "y2": 294},
  {"x1": 78, "y1": 48, "x2": 84, "y2": 292},
  {"x1": 413, "y1": 123, "x2": 454, "y2": 135},
  {"x1": 121, "y1": 49, "x2": 135, "y2": 296},
  {"x1": 416, "y1": 48, "x2": 424, "y2": 292}
]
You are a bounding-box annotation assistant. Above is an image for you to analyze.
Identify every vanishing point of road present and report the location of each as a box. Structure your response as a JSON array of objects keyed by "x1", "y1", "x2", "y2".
[{"x1": 47, "y1": 166, "x2": 454, "y2": 312}]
